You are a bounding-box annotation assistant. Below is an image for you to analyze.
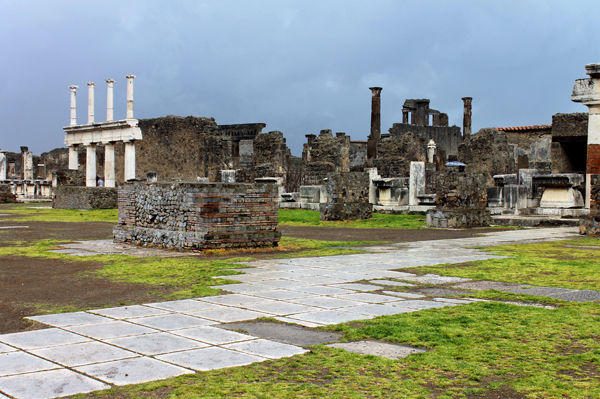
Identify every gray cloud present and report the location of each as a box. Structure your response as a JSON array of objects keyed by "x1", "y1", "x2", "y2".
[{"x1": 0, "y1": 0, "x2": 599, "y2": 155}]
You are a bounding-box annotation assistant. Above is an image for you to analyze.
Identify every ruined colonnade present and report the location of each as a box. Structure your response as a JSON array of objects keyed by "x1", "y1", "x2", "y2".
[{"x1": 64, "y1": 75, "x2": 141, "y2": 187}]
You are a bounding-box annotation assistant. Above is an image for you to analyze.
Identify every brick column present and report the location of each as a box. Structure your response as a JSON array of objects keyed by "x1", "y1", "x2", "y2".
[{"x1": 572, "y1": 63, "x2": 600, "y2": 208}]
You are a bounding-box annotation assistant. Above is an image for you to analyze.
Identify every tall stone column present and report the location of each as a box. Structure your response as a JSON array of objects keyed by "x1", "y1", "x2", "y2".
[
  {"x1": 68, "y1": 145, "x2": 79, "y2": 170},
  {"x1": 86, "y1": 144, "x2": 97, "y2": 187},
  {"x1": 462, "y1": 97, "x2": 472, "y2": 137},
  {"x1": 125, "y1": 75, "x2": 136, "y2": 119},
  {"x1": 87, "y1": 82, "x2": 95, "y2": 124},
  {"x1": 367, "y1": 87, "x2": 382, "y2": 163},
  {"x1": 402, "y1": 109, "x2": 409, "y2": 124},
  {"x1": 124, "y1": 141, "x2": 136, "y2": 181},
  {"x1": 572, "y1": 63, "x2": 600, "y2": 208},
  {"x1": 104, "y1": 142, "x2": 116, "y2": 187},
  {"x1": 0, "y1": 150, "x2": 6, "y2": 180},
  {"x1": 21, "y1": 147, "x2": 33, "y2": 180},
  {"x1": 69, "y1": 85, "x2": 78, "y2": 126},
  {"x1": 106, "y1": 79, "x2": 115, "y2": 122}
]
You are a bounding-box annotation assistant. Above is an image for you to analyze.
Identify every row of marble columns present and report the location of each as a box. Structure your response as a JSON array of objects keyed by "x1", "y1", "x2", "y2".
[{"x1": 68, "y1": 76, "x2": 136, "y2": 187}]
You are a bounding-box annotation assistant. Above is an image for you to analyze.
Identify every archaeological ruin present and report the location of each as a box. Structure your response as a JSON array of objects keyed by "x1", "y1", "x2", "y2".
[{"x1": 3, "y1": 62, "x2": 600, "y2": 246}]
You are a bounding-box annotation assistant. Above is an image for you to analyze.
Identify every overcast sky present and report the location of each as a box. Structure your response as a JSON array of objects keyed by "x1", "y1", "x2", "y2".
[{"x1": 1, "y1": 0, "x2": 599, "y2": 156}]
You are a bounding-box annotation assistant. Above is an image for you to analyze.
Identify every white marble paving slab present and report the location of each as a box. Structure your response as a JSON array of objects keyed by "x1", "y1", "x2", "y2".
[
  {"x1": 0, "y1": 328, "x2": 91, "y2": 350},
  {"x1": 65, "y1": 320, "x2": 158, "y2": 340},
  {"x1": 0, "y1": 343, "x2": 17, "y2": 354},
  {"x1": 330, "y1": 283, "x2": 381, "y2": 291},
  {"x1": 0, "y1": 352, "x2": 60, "y2": 376},
  {"x1": 30, "y1": 341, "x2": 137, "y2": 367},
  {"x1": 336, "y1": 292, "x2": 399, "y2": 303},
  {"x1": 75, "y1": 357, "x2": 192, "y2": 386},
  {"x1": 145, "y1": 299, "x2": 222, "y2": 313},
  {"x1": 247, "y1": 290, "x2": 316, "y2": 300},
  {"x1": 89, "y1": 305, "x2": 170, "y2": 319},
  {"x1": 106, "y1": 332, "x2": 208, "y2": 356},
  {"x1": 190, "y1": 307, "x2": 271, "y2": 323},
  {"x1": 25, "y1": 312, "x2": 112, "y2": 327},
  {"x1": 199, "y1": 294, "x2": 272, "y2": 307},
  {"x1": 172, "y1": 326, "x2": 255, "y2": 345},
  {"x1": 290, "y1": 296, "x2": 363, "y2": 309},
  {"x1": 0, "y1": 369, "x2": 109, "y2": 399},
  {"x1": 242, "y1": 301, "x2": 320, "y2": 316},
  {"x1": 291, "y1": 286, "x2": 355, "y2": 296},
  {"x1": 157, "y1": 346, "x2": 267, "y2": 371},
  {"x1": 131, "y1": 313, "x2": 216, "y2": 330},
  {"x1": 343, "y1": 304, "x2": 417, "y2": 317},
  {"x1": 287, "y1": 310, "x2": 368, "y2": 325},
  {"x1": 223, "y1": 338, "x2": 308, "y2": 359}
]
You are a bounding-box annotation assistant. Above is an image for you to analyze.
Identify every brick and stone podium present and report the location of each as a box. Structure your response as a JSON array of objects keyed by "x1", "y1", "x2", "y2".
[{"x1": 113, "y1": 182, "x2": 281, "y2": 251}]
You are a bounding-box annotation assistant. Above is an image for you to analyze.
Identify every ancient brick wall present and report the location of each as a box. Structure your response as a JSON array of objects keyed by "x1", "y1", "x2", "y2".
[
  {"x1": 0, "y1": 184, "x2": 17, "y2": 203},
  {"x1": 552, "y1": 113, "x2": 588, "y2": 137},
  {"x1": 319, "y1": 172, "x2": 372, "y2": 220},
  {"x1": 53, "y1": 169, "x2": 86, "y2": 186},
  {"x1": 52, "y1": 186, "x2": 118, "y2": 210},
  {"x1": 426, "y1": 172, "x2": 488, "y2": 209},
  {"x1": 302, "y1": 130, "x2": 350, "y2": 185},
  {"x1": 389, "y1": 123, "x2": 462, "y2": 156},
  {"x1": 373, "y1": 131, "x2": 427, "y2": 178},
  {"x1": 113, "y1": 182, "x2": 281, "y2": 250}
]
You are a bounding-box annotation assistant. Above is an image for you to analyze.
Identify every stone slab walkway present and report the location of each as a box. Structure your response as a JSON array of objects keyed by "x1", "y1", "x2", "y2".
[{"x1": 0, "y1": 227, "x2": 584, "y2": 398}]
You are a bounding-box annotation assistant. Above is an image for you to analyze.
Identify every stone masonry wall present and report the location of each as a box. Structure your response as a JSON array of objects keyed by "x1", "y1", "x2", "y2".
[
  {"x1": 426, "y1": 172, "x2": 488, "y2": 210},
  {"x1": 0, "y1": 184, "x2": 17, "y2": 203},
  {"x1": 320, "y1": 172, "x2": 372, "y2": 220},
  {"x1": 373, "y1": 131, "x2": 427, "y2": 178},
  {"x1": 113, "y1": 182, "x2": 281, "y2": 251},
  {"x1": 52, "y1": 186, "x2": 118, "y2": 210},
  {"x1": 458, "y1": 128, "x2": 516, "y2": 184},
  {"x1": 389, "y1": 123, "x2": 462, "y2": 156}
]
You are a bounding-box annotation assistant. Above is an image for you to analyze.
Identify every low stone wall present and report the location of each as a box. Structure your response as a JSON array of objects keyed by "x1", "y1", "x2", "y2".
[
  {"x1": 427, "y1": 209, "x2": 491, "y2": 228},
  {"x1": 320, "y1": 172, "x2": 372, "y2": 220},
  {"x1": 113, "y1": 182, "x2": 281, "y2": 251},
  {"x1": 426, "y1": 172, "x2": 488, "y2": 209},
  {"x1": 52, "y1": 186, "x2": 118, "y2": 210},
  {"x1": 0, "y1": 184, "x2": 17, "y2": 203}
]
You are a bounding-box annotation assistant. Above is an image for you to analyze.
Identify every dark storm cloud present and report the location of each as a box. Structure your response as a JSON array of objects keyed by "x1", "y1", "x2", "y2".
[{"x1": 0, "y1": 0, "x2": 599, "y2": 155}]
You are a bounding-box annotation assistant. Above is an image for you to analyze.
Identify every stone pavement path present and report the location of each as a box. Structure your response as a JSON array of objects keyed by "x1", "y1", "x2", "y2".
[{"x1": 0, "y1": 227, "x2": 584, "y2": 398}]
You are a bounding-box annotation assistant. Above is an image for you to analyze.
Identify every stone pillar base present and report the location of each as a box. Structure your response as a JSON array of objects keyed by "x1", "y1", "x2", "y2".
[{"x1": 426, "y1": 208, "x2": 490, "y2": 228}]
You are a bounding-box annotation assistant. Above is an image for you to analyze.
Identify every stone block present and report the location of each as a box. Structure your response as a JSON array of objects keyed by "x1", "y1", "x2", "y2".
[
  {"x1": 426, "y1": 208, "x2": 491, "y2": 228},
  {"x1": 319, "y1": 203, "x2": 373, "y2": 221},
  {"x1": 540, "y1": 187, "x2": 584, "y2": 208},
  {"x1": 487, "y1": 186, "x2": 503, "y2": 207},
  {"x1": 503, "y1": 185, "x2": 528, "y2": 209},
  {"x1": 493, "y1": 174, "x2": 517, "y2": 186},
  {"x1": 409, "y1": 162, "x2": 425, "y2": 206},
  {"x1": 300, "y1": 185, "x2": 322, "y2": 203},
  {"x1": 53, "y1": 186, "x2": 118, "y2": 210}
]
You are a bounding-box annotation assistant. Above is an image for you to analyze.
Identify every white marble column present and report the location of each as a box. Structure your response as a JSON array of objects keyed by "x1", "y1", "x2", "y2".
[
  {"x1": 0, "y1": 151, "x2": 6, "y2": 180},
  {"x1": 427, "y1": 139, "x2": 436, "y2": 164},
  {"x1": 104, "y1": 142, "x2": 116, "y2": 187},
  {"x1": 69, "y1": 85, "x2": 78, "y2": 126},
  {"x1": 87, "y1": 82, "x2": 95, "y2": 124},
  {"x1": 68, "y1": 145, "x2": 79, "y2": 170},
  {"x1": 125, "y1": 75, "x2": 136, "y2": 119},
  {"x1": 124, "y1": 141, "x2": 136, "y2": 181},
  {"x1": 23, "y1": 152, "x2": 33, "y2": 180},
  {"x1": 106, "y1": 79, "x2": 115, "y2": 122},
  {"x1": 86, "y1": 144, "x2": 97, "y2": 187}
]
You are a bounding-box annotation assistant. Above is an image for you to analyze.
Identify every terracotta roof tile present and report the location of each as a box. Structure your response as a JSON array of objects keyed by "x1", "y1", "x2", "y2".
[{"x1": 495, "y1": 125, "x2": 552, "y2": 132}]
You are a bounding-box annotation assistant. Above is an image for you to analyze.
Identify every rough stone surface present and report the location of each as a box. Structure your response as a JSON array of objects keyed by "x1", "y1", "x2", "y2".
[
  {"x1": 328, "y1": 340, "x2": 425, "y2": 360},
  {"x1": 0, "y1": 185, "x2": 16, "y2": 203},
  {"x1": 426, "y1": 209, "x2": 491, "y2": 228},
  {"x1": 52, "y1": 186, "x2": 118, "y2": 210},
  {"x1": 426, "y1": 172, "x2": 488, "y2": 209},
  {"x1": 113, "y1": 181, "x2": 281, "y2": 250},
  {"x1": 373, "y1": 131, "x2": 427, "y2": 178},
  {"x1": 319, "y1": 172, "x2": 372, "y2": 220},
  {"x1": 458, "y1": 128, "x2": 516, "y2": 181}
]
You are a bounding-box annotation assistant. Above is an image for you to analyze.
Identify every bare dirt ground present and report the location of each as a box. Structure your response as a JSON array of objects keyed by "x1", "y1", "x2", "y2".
[{"x1": 0, "y1": 204, "x2": 508, "y2": 334}]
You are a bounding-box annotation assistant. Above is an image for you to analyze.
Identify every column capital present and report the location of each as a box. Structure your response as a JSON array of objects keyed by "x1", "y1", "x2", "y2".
[
  {"x1": 462, "y1": 97, "x2": 473, "y2": 103},
  {"x1": 369, "y1": 87, "x2": 383, "y2": 96},
  {"x1": 105, "y1": 79, "x2": 115, "y2": 84},
  {"x1": 69, "y1": 85, "x2": 78, "y2": 90},
  {"x1": 125, "y1": 75, "x2": 136, "y2": 79},
  {"x1": 87, "y1": 82, "x2": 96, "y2": 86}
]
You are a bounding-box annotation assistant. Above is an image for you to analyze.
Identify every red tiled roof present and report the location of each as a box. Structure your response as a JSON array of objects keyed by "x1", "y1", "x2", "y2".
[{"x1": 495, "y1": 125, "x2": 552, "y2": 132}]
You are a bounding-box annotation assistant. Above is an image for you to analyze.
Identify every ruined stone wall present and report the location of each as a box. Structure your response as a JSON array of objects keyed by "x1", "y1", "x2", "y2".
[
  {"x1": 0, "y1": 184, "x2": 17, "y2": 203},
  {"x1": 458, "y1": 128, "x2": 516, "y2": 183},
  {"x1": 52, "y1": 186, "x2": 118, "y2": 210},
  {"x1": 302, "y1": 130, "x2": 350, "y2": 185},
  {"x1": 426, "y1": 172, "x2": 488, "y2": 209},
  {"x1": 217, "y1": 123, "x2": 266, "y2": 140},
  {"x1": 320, "y1": 172, "x2": 372, "y2": 220},
  {"x1": 53, "y1": 169, "x2": 86, "y2": 186},
  {"x1": 40, "y1": 148, "x2": 69, "y2": 179},
  {"x1": 113, "y1": 182, "x2": 280, "y2": 250},
  {"x1": 373, "y1": 131, "x2": 427, "y2": 178},
  {"x1": 349, "y1": 141, "x2": 367, "y2": 171},
  {"x1": 389, "y1": 123, "x2": 462, "y2": 157},
  {"x1": 252, "y1": 131, "x2": 288, "y2": 178},
  {"x1": 503, "y1": 130, "x2": 552, "y2": 171},
  {"x1": 551, "y1": 113, "x2": 588, "y2": 174},
  {"x1": 552, "y1": 113, "x2": 588, "y2": 137}
]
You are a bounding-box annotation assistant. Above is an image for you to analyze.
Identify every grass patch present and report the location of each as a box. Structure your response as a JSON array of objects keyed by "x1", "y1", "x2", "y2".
[
  {"x1": 278, "y1": 209, "x2": 425, "y2": 229},
  {"x1": 413, "y1": 237, "x2": 600, "y2": 291},
  {"x1": 1, "y1": 204, "x2": 118, "y2": 223},
  {"x1": 76, "y1": 300, "x2": 600, "y2": 398}
]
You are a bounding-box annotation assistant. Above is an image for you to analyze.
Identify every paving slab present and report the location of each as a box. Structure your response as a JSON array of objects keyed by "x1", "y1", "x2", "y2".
[
  {"x1": 131, "y1": 313, "x2": 216, "y2": 330},
  {"x1": 452, "y1": 281, "x2": 531, "y2": 291},
  {"x1": 434, "y1": 298, "x2": 476, "y2": 304},
  {"x1": 369, "y1": 280, "x2": 415, "y2": 287},
  {"x1": 400, "y1": 274, "x2": 471, "y2": 284},
  {"x1": 75, "y1": 357, "x2": 192, "y2": 386},
  {"x1": 291, "y1": 286, "x2": 355, "y2": 296},
  {"x1": 247, "y1": 290, "x2": 316, "y2": 300},
  {"x1": 273, "y1": 317, "x2": 325, "y2": 328},
  {"x1": 0, "y1": 368, "x2": 110, "y2": 399},
  {"x1": 327, "y1": 340, "x2": 426, "y2": 359},
  {"x1": 172, "y1": 326, "x2": 255, "y2": 345},
  {"x1": 343, "y1": 304, "x2": 417, "y2": 317},
  {"x1": 190, "y1": 308, "x2": 271, "y2": 323},
  {"x1": 156, "y1": 346, "x2": 267, "y2": 371},
  {"x1": 214, "y1": 283, "x2": 270, "y2": 293},
  {"x1": 331, "y1": 283, "x2": 382, "y2": 291},
  {"x1": 254, "y1": 280, "x2": 311, "y2": 289},
  {"x1": 65, "y1": 320, "x2": 158, "y2": 340},
  {"x1": 199, "y1": 294, "x2": 273, "y2": 307},
  {"x1": 145, "y1": 299, "x2": 223, "y2": 313},
  {"x1": 286, "y1": 310, "x2": 368, "y2": 325},
  {"x1": 106, "y1": 332, "x2": 208, "y2": 355},
  {"x1": 242, "y1": 301, "x2": 320, "y2": 316},
  {"x1": 290, "y1": 296, "x2": 363, "y2": 309},
  {"x1": 30, "y1": 341, "x2": 138, "y2": 367},
  {"x1": 223, "y1": 338, "x2": 308, "y2": 359},
  {"x1": 416, "y1": 288, "x2": 471, "y2": 296},
  {"x1": 0, "y1": 343, "x2": 17, "y2": 354},
  {"x1": 288, "y1": 276, "x2": 350, "y2": 285},
  {"x1": 0, "y1": 328, "x2": 91, "y2": 350},
  {"x1": 219, "y1": 321, "x2": 342, "y2": 346},
  {"x1": 26, "y1": 312, "x2": 112, "y2": 327},
  {"x1": 546, "y1": 290, "x2": 600, "y2": 302},
  {"x1": 0, "y1": 351, "x2": 60, "y2": 376},
  {"x1": 390, "y1": 300, "x2": 455, "y2": 310},
  {"x1": 336, "y1": 292, "x2": 399, "y2": 303},
  {"x1": 382, "y1": 291, "x2": 424, "y2": 299},
  {"x1": 89, "y1": 305, "x2": 170, "y2": 319}
]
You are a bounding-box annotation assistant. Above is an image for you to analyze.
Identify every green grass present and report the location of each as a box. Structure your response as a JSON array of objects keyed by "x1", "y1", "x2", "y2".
[
  {"x1": 278, "y1": 209, "x2": 425, "y2": 229},
  {"x1": 413, "y1": 237, "x2": 600, "y2": 291},
  {"x1": 1, "y1": 204, "x2": 118, "y2": 222},
  {"x1": 75, "y1": 299, "x2": 600, "y2": 398}
]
